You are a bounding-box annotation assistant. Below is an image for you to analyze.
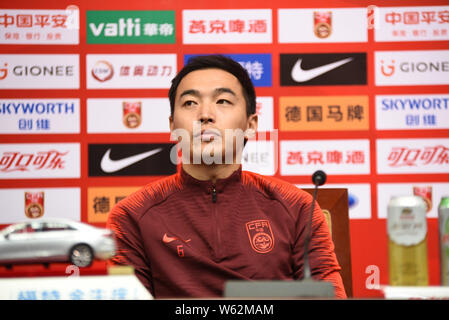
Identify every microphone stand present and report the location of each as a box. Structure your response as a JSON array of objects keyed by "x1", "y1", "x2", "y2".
[{"x1": 302, "y1": 182, "x2": 318, "y2": 280}]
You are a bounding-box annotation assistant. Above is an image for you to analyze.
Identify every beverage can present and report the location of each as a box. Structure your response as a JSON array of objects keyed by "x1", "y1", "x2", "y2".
[
  {"x1": 413, "y1": 186, "x2": 432, "y2": 212},
  {"x1": 387, "y1": 195, "x2": 428, "y2": 286},
  {"x1": 439, "y1": 196, "x2": 449, "y2": 286}
]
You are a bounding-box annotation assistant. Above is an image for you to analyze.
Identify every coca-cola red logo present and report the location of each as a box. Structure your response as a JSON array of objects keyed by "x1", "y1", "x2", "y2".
[
  {"x1": 0, "y1": 150, "x2": 68, "y2": 172},
  {"x1": 387, "y1": 145, "x2": 449, "y2": 167}
]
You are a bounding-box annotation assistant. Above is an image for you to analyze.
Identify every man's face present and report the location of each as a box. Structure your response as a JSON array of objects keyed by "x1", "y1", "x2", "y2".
[{"x1": 169, "y1": 68, "x2": 257, "y2": 164}]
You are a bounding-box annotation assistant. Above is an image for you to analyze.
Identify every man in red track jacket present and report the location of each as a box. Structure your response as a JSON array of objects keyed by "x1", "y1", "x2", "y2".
[{"x1": 107, "y1": 55, "x2": 346, "y2": 298}]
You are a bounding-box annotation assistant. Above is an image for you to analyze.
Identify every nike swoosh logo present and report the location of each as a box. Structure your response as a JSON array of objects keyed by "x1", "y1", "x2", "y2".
[
  {"x1": 291, "y1": 57, "x2": 354, "y2": 82},
  {"x1": 100, "y1": 148, "x2": 163, "y2": 173},
  {"x1": 162, "y1": 233, "x2": 191, "y2": 244},
  {"x1": 162, "y1": 233, "x2": 178, "y2": 243}
]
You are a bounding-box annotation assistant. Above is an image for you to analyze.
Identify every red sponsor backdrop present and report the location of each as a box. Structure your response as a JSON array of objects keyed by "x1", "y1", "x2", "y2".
[{"x1": 1, "y1": 0, "x2": 449, "y2": 298}]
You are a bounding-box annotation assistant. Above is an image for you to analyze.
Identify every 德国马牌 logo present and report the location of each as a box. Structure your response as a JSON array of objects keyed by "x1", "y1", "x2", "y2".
[
  {"x1": 88, "y1": 143, "x2": 177, "y2": 176},
  {"x1": 280, "y1": 53, "x2": 366, "y2": 86}
]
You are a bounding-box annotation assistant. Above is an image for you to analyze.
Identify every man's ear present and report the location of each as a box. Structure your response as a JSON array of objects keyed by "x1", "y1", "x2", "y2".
[
  {"x1": 245, "y1": 113, "x2": 258, "y2": 139},
  {"x1": 169, "y1": 115, "x2": 174, "y2": 132}
]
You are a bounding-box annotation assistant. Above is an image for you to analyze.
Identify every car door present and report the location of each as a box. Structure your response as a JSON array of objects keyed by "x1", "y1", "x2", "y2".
[
  {"x1": 25, "y1": 221, "x2": 53, "y2": 260},
  {"x1": 30, "y1": 221, "x2": 76, "y2": 261},
  {"x1": 0, "y1": 223, "x2": 35, "y2": 263}
]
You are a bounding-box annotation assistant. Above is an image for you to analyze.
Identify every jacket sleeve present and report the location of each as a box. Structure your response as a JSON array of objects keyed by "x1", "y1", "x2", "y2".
[
  {"x1": 106, "y1": 198, "x2": 154, "y2": 295},
  {"x1": 292, "y1": 192, "x2": 347, "y2": 298}
]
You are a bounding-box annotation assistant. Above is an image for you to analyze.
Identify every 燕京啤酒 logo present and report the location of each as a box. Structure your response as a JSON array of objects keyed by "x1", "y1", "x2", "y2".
[{"x1": 183, "y1": 9, "x2": 272, "y2": 44}]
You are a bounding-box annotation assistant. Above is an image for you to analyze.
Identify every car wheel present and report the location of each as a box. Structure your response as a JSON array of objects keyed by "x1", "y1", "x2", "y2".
[{"x1": 69, "y1": 244, "x2": 93, "y2": 267}]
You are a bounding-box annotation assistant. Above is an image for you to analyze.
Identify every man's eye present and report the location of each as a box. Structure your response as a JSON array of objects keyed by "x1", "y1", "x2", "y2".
[
  {"x1": 183, "y1": 100, "x2": 196, "y2": 107},
  {"x1": 217, "y1": 99, "x2": 232, "y2": 105}
]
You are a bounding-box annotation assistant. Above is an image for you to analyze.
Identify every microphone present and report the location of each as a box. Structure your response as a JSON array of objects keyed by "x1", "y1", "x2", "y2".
[
  {"x1": 312, "y1": 170, "x2": 327, "y2": 187},
  {"x1": 302, "y1": 170, "x2": 326, "y2": 280}
]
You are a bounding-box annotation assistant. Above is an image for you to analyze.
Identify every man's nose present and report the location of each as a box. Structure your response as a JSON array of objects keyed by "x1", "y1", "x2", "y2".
[{"x1": 198, "y1": 102, "x2": 215, "y2": 124}]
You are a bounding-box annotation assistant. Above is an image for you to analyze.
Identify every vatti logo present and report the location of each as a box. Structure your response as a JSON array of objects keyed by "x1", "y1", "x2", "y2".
[
  {"x1": 381, "y1": 60, "x2": 395, "y2": 77},
  {"x1": 0, "y1": 63, "x2": 8, "y2": 80}
]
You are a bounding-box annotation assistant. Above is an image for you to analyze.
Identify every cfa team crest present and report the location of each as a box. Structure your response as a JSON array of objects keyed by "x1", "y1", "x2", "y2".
[
  {"x1": 245, "y1": 220, "x2": 274, "y2": 253},
  {"x1": 24, "y1": 191, "x2": 44, "y2": 219}
]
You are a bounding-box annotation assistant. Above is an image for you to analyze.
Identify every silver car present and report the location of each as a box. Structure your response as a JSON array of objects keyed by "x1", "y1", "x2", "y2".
[{"x1": 0, "y1": 218, "x2": 115, "y2": 268}]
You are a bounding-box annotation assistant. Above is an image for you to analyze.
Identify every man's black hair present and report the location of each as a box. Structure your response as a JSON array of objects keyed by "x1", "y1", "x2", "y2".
[{"x1": 168, "y1": 55, "x2": 256, "y2": 117}]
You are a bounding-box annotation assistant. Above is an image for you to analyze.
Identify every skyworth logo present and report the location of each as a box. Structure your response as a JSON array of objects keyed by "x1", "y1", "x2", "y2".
[{"x1": 87, "y1": 11, "x2": 175, "y2": 44}]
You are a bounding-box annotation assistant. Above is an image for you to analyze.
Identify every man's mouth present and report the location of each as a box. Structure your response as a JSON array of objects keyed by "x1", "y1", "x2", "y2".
[{"x1": 195, "y1": 129, "x2": 221, "y2": 142}]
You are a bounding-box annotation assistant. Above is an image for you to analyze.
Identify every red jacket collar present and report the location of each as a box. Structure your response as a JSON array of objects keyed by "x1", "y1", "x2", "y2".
[{"x1": 179, "y1": 165, "x2": 242, "y2": 193}]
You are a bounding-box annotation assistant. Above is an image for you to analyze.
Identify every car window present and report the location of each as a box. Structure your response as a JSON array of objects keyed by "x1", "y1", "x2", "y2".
[
  {"x1": 42, "y1": 222, "x2": 74, "y2": 232},
  {"x1": 10, "y1": 223, "x2": 43, "y2": 234},
  {"x1": 10, "y1": 224, "x2": 29, "y2": 234},
  {"x1": 29, "y1": 222, "x2": 44, "y2": 232}
]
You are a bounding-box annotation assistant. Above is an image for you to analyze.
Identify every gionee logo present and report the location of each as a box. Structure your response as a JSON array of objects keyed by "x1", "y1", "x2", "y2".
[
  {"x1": 380, "y1": 60, "x2": 395, "y2": 77},
  {"x1": 0, "y1": 63, "x2": 8, "y2": 80}
]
